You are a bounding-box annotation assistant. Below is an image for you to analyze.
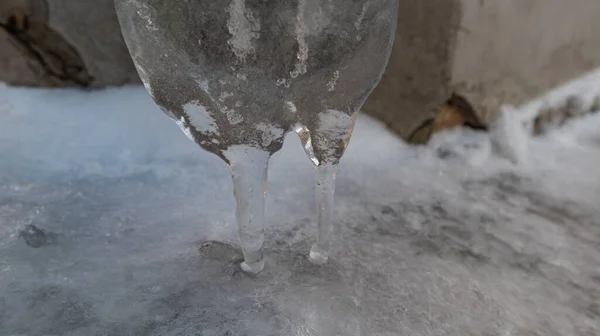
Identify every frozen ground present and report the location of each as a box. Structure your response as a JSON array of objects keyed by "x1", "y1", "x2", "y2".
[{"x1": 0, "y1": 83, "x2": 599, "y2": 336}]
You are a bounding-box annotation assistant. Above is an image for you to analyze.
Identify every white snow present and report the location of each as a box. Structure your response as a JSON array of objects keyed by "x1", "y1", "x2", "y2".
[
  {"x1": 291, "y1": 0, "x2": 309, "y2": 79},
  {"x1": 0, "y1": 81, "x2": 599, "y2": 335},
  {"x1": 489, "y1": 105, "x2": 529, "y2": 165},
  {"x1": 183, "y1": 100, "x2": 220, "y2": 136},
  {"x1": 490, "y1": 66, "x2": 600, "y2": 165},
  {"x1": 226, "y1": 0, "x2": 261, "y2": 61},
  {"x1": 253, "y1": 122, "x2": 285, "y2": 147},
  {"x1": 519, "y1": 67, "x2": 600, "y2": 122}
]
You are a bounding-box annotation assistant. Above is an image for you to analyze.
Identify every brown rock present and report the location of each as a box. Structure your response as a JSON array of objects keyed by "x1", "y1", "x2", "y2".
[
  {"x1": 432, "y1": 104, "x2": 465, "y2": 134},
  {"x1": 433, "y1": 94, "x2": 486, "y2": 134},
  {"x1": 407, "y1": 94, "x2": 487, "y2": 144}
]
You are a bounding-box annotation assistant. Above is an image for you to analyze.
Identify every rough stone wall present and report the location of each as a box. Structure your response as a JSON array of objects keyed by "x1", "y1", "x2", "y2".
[
  {"x1": 451, "y1": 0, "x2": 600, "y2": 124},
  {"x1": 361, "y1": 0, "x2": 462, "y2": 143},
  {"x1": 363, "y1": 0, "x2": 600, "y2": 141},
  {"x1": 45, "y1": 0, "x2": 139, "y2": 87},
  {"x1": 0, "y1": 0, "x2": 138, "y2": 87}
]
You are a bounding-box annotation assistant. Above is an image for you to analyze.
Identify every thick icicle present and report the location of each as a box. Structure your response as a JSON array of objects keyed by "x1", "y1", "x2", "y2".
[
  {"x1": 309, "y1": 164, "x2": 339, "y2": 264},
  {"x1": 227, "y1": 146, "x2": 270, "y2": 273},
  {"x1": 295, "y1": 123, "x2": 342, "y2": 264}
]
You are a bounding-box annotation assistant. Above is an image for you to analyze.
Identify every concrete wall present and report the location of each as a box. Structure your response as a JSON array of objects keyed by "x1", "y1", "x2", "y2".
[{"x1": 363, "y1": 0, "x2": 600, "y2": 141}]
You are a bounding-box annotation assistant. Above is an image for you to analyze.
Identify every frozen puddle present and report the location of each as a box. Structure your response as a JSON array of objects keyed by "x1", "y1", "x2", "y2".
[{"x1": 0, "y1": 84, "x2": 599, "y2": 335}]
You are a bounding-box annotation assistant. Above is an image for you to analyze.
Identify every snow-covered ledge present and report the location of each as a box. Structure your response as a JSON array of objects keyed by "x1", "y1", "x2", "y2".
[{"x1": 491, "y1": 67, "x2": 600, "y2": 165}]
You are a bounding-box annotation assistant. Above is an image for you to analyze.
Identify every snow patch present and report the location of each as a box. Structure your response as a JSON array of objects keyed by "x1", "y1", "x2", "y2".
[
  {"x1": 226, "y1": 0, "x2": 260, "y2": 61},
  {"x1": 291, "y1": 0, "x2": 309, "y2": 79},
  {"x1": 428, "y1": 128, "x2": 491, "y2": 166},
  {"x1": 285, "y1": 101, "x2": 297, "y2": 114},
  {"x1": 490, "y1": 67, "x2": 600, "y2": 165},
  {"x1": 183, "y1": 101, "x2": 220, "y2": 136},
  {"x1": 490, "y1": 106, "x2": 529, "y2": 166},
  {"x1": 254, "y1": 123, "x2": 285, "y2": 147}
]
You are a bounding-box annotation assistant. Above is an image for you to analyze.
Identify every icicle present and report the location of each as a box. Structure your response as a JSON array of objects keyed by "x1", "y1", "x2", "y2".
[
  {"x1": 225, "y1": 145, "x2": 270, "y2": 273},
  {"x1": 309, "y1": 163, "x2": 338, "y2": 264}
]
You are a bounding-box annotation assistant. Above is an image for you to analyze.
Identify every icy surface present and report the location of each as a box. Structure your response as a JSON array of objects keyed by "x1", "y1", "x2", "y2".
[{"x1": 1, "y1": 84, "x2": 600, "y2": 335}]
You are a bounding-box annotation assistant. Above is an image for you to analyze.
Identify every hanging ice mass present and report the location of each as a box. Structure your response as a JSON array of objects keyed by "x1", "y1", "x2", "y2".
[{"x1": 115, "y1": 0, "x2": 398, "y2": 273}]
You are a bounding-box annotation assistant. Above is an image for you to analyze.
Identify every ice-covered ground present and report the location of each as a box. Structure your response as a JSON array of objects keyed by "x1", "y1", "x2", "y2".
[{"x1": 0, "y1": 83, "x2": 599, "y2": 335}]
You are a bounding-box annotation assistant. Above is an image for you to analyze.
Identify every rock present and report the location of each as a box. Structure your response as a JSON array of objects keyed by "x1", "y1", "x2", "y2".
[
  {"x1": 362, "y1": 0, "x2": 458, "y2": 142},
  {"x1": 45, "y1": 0, "x2": 139, "y2": 87},
  {"x1": 0, "y1": 0, "x2": 138, "y2": 87},
  {"x1": 363, "y1": 0, "x2": 600, "y2": 142}
]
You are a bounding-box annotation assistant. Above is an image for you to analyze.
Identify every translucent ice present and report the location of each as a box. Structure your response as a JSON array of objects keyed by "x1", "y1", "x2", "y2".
[{"x1": 115, "y1": 0, "x2": 398, "y2": 271}]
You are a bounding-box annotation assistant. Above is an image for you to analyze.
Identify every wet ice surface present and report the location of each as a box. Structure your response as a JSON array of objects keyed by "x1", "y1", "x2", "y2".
[{"x1": 1, "y1": 84, "x2": 600, "y2": 335}]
